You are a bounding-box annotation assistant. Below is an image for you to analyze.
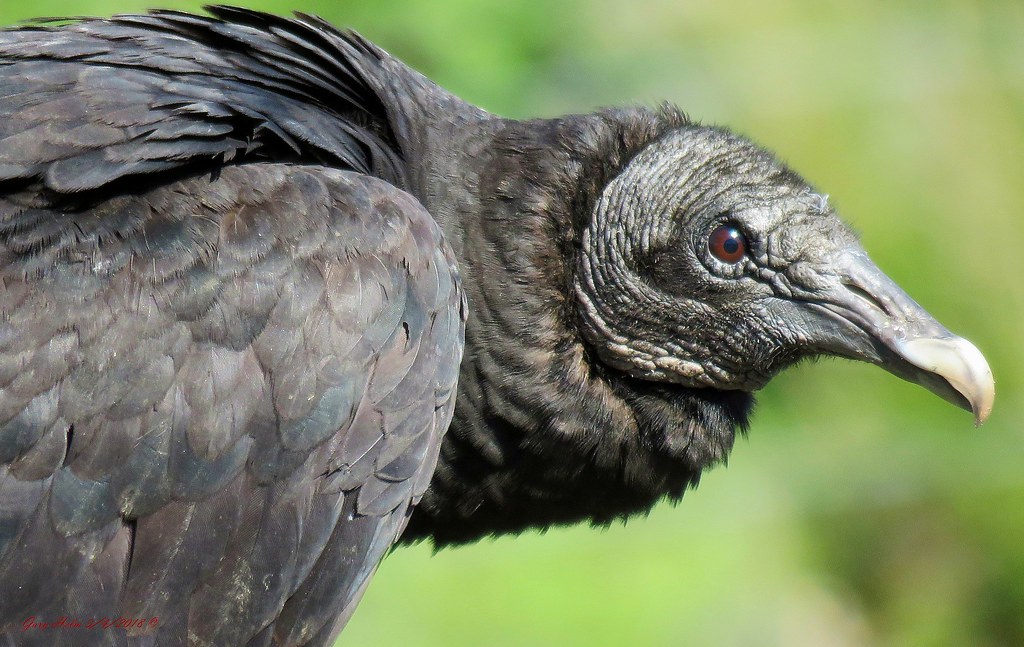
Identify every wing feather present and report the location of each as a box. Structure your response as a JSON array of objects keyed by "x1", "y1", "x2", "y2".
[
  {"x1": 0, "y1": 11, "x2": 404, "y2": 194},
  {"x1": 0, "y1": 164, "x2": 464, "y2": 646}
]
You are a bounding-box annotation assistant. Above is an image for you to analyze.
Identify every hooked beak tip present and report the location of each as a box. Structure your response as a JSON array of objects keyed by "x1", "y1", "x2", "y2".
[{"x1": 895, "y1": 336, "x2": 995, "y2": 426}]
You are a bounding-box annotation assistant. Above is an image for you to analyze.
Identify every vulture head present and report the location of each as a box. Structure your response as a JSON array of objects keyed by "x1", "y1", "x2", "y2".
[
  {"x1": 406, "y1": 112, "x2": 995, "y2": 545},
  {"x1": 575, "y1": 125, "x2": 992, "y2": 419}
]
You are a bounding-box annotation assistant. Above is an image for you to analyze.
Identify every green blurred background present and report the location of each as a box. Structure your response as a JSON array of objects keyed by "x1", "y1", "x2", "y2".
[{"x1": 2, "y1": 1, "x2": 1021, "y2": 645}]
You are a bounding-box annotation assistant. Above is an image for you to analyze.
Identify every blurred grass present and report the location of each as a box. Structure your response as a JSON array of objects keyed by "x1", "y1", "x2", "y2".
[{"x1": 2, "y1": 1, "x2": 1021, "y2": 645}]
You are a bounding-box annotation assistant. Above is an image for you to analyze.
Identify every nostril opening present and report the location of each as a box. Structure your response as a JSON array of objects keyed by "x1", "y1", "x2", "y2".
[{"x1": 844, "y1": 281, "x2": 893, "y2": 317}]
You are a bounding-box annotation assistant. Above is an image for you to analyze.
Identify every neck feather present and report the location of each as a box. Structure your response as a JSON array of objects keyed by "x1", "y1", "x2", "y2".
[{"x1": 401, "y1": 108, "x2": 752, "y2": 546}]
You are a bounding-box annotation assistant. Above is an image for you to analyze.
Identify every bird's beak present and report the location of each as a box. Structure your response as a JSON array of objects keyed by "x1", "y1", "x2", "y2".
[{"x1": 796, "y1": 249, "x2": 994, "y2": 425}]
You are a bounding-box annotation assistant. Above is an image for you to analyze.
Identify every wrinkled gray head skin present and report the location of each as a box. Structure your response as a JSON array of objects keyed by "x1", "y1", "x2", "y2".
[{"x1": 576, "y1": 126, "x2": 993, "y2": 422}]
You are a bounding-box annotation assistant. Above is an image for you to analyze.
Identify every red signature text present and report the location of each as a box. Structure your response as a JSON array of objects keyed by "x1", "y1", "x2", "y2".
[{"x1": 22, "y1": 616, "x2": 159, "y2": 632}]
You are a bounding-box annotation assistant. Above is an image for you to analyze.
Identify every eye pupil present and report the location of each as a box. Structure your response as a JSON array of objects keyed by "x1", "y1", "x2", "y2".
[{"x1": 709, "y1": 225, "x2": 747, "y2": 263}]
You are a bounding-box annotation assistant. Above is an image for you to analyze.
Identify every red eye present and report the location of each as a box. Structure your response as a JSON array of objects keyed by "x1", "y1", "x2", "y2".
[{"x1": 708, "y1": 225, "x2": 747, "y2": 263}]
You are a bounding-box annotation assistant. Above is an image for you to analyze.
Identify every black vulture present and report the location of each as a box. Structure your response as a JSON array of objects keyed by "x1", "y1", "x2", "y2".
[{"x1": 0, "y1": 6, "x2": 994, "y2": 646}]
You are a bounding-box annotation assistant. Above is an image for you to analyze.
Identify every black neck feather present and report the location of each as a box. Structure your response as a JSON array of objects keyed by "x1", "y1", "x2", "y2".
[{"x1": 401, "y1": 109, "x2": 753, "y2": 546}]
